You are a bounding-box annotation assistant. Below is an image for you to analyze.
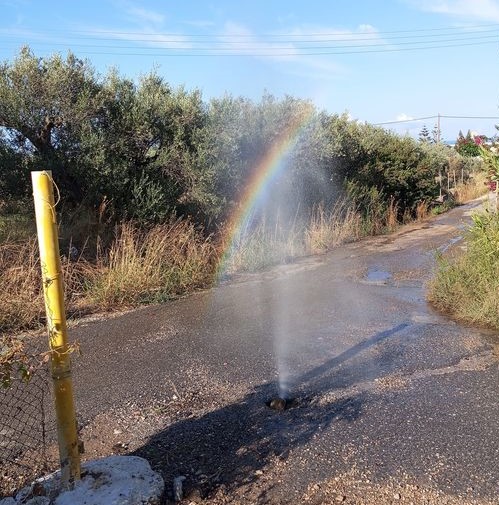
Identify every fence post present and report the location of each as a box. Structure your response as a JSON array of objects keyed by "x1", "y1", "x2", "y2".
[{"x1": 31, "y1": 171, "x2": 81, "y2": 488}]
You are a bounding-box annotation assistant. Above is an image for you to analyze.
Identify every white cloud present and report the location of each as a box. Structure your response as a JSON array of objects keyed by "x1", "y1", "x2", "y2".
[
  {"x1": 107, "y1": 30, "x2": 192, "y2": 50},
  {"x1": 213, "y1": 22, "x2": 385, "y2": 79},
  {"x1": 218, "y1": 21, "x2": 295, "y2": 58},
  {"x1": 74, "y1": 24, "x2": 193, "y2": 50},
  {"x1": 396, "y1": 113, "x2": 415, "y2": 121},
  {"x1": 411, "y1": 0, "x2": 499, "y2": 22},
  {"x1": 126, "y1": 6, "x2": 165, "y2": 26},
  {"x1": 78, "y1": 1, "x2": 192, "y2": 50},
  {"x1": 276, "y1": 23, "x2": 383, "y2": 48}
]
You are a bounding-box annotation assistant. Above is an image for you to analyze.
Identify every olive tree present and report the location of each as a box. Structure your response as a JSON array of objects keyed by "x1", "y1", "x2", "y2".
[{"x1": 0, "y1": 47, "x2": 103, "y2": 201}]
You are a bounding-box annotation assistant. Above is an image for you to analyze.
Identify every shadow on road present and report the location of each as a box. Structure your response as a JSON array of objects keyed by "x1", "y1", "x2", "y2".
[
  {"x1": 132, "y1": 323, "x2": 410, "y2": 502},
  {"x1": 293, "y1": 322, "x2": 410, "y2": 391}
]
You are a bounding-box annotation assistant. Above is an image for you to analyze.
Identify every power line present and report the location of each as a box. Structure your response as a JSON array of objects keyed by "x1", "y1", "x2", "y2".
[
  {"x1": 2, "y1": 26, "x2": 498, "y2": 45},
  {"x1": 374, "y1": 115, "x2": 499, "y2": 126},
  {"x1": 441, "y1": 115, "x2": 499, "y2": 120},
  {"x1": 374, "y1": 116, "x2": 438, "y2": 125},
  {"x1": 1, "y1": 21, "x2": 497, "y2": 57},
  {"x1": 3, "y1": 33, "x2": 497, "y2": 52},
  {"x1": 11, "y1": 39, "x2": 495, "y2": 58},
  {"x1": 14, "y1": 22, "x2": 499, "y2": 39}
]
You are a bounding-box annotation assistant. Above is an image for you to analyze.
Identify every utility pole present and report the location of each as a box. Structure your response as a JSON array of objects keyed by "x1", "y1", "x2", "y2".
[
  {"x1": 437, "y1": 113, "x2": 441, "y2": 144},
  {"x1": 32, "y1": 171, "x2": 81, "y2": 488}
]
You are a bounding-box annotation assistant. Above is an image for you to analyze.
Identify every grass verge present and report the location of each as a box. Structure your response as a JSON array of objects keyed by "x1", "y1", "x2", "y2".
[
  {"x1": 305, "y1": 201, "x2": 363, "y2": 254},
  {"x1": 428, "y1": 211, "x2": 499, "y2": 330},
  {"x1": 222, "y1": 197, "x2": 402, "y2": 276},
  {"x1": 0, "y1": 219, "x2": 215, "y2": 336},
  {"x1": 0, "y1": 240, "x2": 44, "y2": 332}
]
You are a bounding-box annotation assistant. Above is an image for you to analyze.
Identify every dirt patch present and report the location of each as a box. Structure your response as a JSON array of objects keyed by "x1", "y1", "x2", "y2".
[
  {"x1": 292, "y1": 469, "x2": 498, "y2": 505},
  {"x1": 76, "y1": 406, "x2": 497, "y2": 505},
  {"x1": 373, "y1": 374, "x2": 409, "y2": 392}
]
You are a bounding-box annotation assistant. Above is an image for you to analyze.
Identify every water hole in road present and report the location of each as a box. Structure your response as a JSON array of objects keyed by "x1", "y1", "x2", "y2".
[
  {"x1": 365, "y1": 268, "x2": 392, "y2": 284},
  {"x1": 266, "y1": 397, "x2": 300, "y2": 412}
]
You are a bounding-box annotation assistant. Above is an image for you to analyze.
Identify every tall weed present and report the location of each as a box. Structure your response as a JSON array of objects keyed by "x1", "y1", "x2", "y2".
[
  {"x1": 0, "y1": 240, "x2": 44, "y2": 332},
  {"x1": 223, "y1": 197, "x2": 395, "y2": 273},
  {"x1": 305, "y1": 201, "x2": 362, "y2": 254},
  {"x1": 88, "y1": 220, "x2": 215, "y2": 307},
  {"x1": 0, "y1": 219, "x2": 215, "y2": 333},
  {"x1": 453, "y1": 172, "x2": 488, "y2": 204},
  {"x1": 0, "y1": 240, "x2": 96, "y2": 333},
  {"x1": 415, "y1": 201, "x2": 430, "y2": 221},
  {"x1": 428, "y1": 212, "x2": 499, "y2": 329},
  {"x1": 221, "y1": 220, "x2": 305, "y2": 275}
]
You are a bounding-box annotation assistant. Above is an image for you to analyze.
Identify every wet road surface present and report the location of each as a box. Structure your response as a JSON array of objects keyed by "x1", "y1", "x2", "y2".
[{"x1": 69, "y1": 199, "x2": 498, "y2": 503}]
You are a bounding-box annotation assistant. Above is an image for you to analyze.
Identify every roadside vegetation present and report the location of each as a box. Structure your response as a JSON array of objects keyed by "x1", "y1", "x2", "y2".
[
  {"x1": 429, "y1": 212, "x2": 499, "y2": 330},
  {"x1": 0, "y1": 47, "x2": 489, "y2": 345},
  {"x1": 429, "y1": 140, "x2": 499, "y2": 331}
]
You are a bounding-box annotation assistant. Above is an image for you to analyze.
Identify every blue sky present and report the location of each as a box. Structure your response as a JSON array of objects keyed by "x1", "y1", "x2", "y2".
[{"x1": 1, "y1": 0, "x2": 499, "y2": 141}]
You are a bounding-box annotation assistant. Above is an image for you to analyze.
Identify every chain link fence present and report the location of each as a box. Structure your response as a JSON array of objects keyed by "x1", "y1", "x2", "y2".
[{"x1": 0, "y1": 341, "x2": 57, "y2": 498}]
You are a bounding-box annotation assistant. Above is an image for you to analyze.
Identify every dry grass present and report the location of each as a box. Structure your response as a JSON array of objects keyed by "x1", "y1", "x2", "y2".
[
  {"x1": 385, "y1": 198, "x2": 399, "y2": 231},
  {"x1": 453, "y1": 172, "x2": 488, "y2": 204},
  {"x1": 415, "y1": 200, "x2": 430, "y2": 221},
  {"x1": 219, "y1": 200, "x2": 367, "y2": 276},
  {"x1": 0, "y1": 219, "x2": 215, "y2": 334},
  {"x1": 0, "y1": 240, "x2": 101, "y2": 333},
  {"x1": 0, "y1": 240, "x2": 44, "y2": 332},
  {"x1": 223, "y1": 198, "x2": 400, "y2": 274},
  {"x1": 87, "y1": 220, "x2": 215, "y2": 308},
  {"x1": 305, "y1": 201, "x2": 362, "y2": 254},
  {"x1": 220, "y1": 221, "x2": 305, "y2": 275}
]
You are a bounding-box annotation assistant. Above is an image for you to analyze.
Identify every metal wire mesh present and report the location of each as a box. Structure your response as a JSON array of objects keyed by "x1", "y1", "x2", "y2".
[{"x1": 0, "y1": 345, "x2": 57, "y2": 497}]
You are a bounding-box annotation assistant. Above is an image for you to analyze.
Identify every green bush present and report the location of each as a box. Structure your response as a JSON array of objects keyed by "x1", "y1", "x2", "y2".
[
  {"x1": 0, "y1": 47, "x2": 465, "y2": 234},
  {"x1": 325, "y1": 115, "x2": 445, "y2": 221}
]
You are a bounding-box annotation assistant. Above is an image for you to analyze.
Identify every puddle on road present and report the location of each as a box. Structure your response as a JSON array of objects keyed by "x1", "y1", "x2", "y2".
[{"x1": 364, "y1": 268, "x2": 392, "y2": 285}]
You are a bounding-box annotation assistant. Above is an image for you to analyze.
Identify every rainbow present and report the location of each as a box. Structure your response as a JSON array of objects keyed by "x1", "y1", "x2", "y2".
[{"x1": 217, "y1": 106, "x2": 315, "y2": 279}]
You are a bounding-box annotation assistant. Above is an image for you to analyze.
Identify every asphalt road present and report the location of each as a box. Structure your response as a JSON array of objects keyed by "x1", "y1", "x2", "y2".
[{"x1": 69, "y1": 199, "x2": 498, "y2": 504}]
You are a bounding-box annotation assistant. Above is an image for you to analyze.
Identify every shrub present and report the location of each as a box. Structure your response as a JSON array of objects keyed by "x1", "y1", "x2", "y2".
[{"x1": 428, "y1": 212, "x2": 499, "y2": 329}]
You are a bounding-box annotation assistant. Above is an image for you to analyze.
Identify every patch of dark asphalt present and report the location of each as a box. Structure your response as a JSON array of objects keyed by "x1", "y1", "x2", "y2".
[{"x1": 283, "y1": 365, "x2": 499, "y2": 500}]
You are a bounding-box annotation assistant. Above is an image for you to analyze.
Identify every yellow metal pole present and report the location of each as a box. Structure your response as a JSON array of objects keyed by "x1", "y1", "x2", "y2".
[{"x1": 31, "y1": 171, "x2": 81, "y2": 487}]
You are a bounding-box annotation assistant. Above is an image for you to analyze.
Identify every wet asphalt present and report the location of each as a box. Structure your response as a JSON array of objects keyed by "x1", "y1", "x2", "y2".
[{"x1": 69, "y1": 199, "x2": 499, "y2": 502}]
